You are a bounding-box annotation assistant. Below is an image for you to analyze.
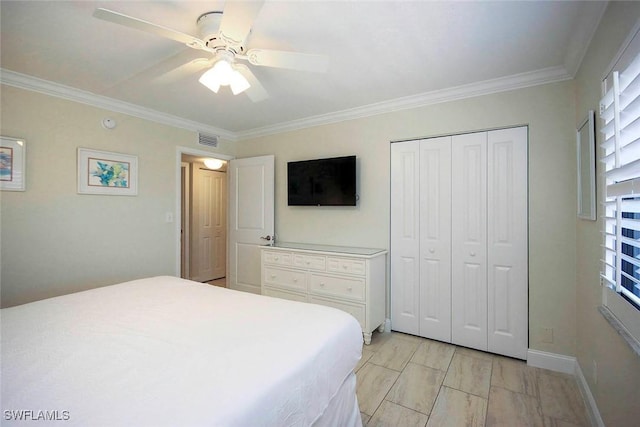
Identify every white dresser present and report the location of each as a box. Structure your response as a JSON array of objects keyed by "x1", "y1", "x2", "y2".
[{"x1": 260, "y1": 242, "x2": 387, "y2": 344}]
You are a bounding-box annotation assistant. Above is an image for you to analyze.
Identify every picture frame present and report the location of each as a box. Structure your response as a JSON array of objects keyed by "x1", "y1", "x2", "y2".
[
  {"x1": 77, "y1": 148, "x2": 138, "y2": 196},
  {"x1": 1, "y1": 136, "x2": 26, "y2": 191},
  {"x1": 577, "y1": 110, "x2": 596, "y2": 220}
]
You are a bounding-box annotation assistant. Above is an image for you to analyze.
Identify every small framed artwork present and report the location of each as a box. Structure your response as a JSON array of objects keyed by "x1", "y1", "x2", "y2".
[
  {"x1": 1, "y1": 136, "x2": 26, "y2": 191},
  {"x1": 77, "y1": 148, "x2": 138, "y2": 196},
  {"x1": 577, "y1": 110, "x2": 596, "y2": 220}
]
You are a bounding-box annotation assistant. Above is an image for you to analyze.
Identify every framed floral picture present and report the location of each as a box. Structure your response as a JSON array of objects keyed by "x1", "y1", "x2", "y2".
[
  {"x1": 77, "y1": 148, "x2": 138, "y2": 195},
  {"x1": 1, "y1": 136, "x2": 26, "y2": 191}
]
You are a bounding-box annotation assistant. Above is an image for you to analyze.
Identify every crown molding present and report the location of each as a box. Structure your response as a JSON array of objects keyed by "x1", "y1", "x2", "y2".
[
  {"x1": 2, "y1": 66, "x2": 572, "y2": 143},
  {"x1": 236, "y1": 65, "x2": 572, "y2": 140},
  {"x1": 0, "y1": 69, "x2": 237, "y2": 141}
]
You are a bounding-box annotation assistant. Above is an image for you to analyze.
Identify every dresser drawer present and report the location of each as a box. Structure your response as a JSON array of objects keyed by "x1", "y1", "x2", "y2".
[
  {"x1": 263, "y1": 287, "x2": 308, "y2": 303},
  {"x1": 264, "y1": 267, "x2": 306, "y2": 292},
  {"x1": 326, "y1": 257, "x2": 366, "y2": 276},
  {"x1": 309, "y1": 273, "x2": 365, "y2": 301},
  {"x1": 263, "y1": 251, "x2": 293, "y2": 266},
  {"x1": 309, "y1": 296, "x2": 365, "y2": 328},
  {"x1": 293, "y1": 254, "x2": 326, "y2": 271}
]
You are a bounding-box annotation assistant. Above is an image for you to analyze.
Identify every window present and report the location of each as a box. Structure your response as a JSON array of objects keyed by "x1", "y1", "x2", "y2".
[{"x1": 599, "y1": 26, "x2": 640, "y2": 347}]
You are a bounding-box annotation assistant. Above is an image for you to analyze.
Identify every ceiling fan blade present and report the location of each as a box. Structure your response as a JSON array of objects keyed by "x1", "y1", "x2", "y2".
[
  {"x1": 153, "y1": 58, "x2": 214, "y2": 85},
  {"x1": 235, "y1": 64, "x2": 269, "y2": 102},
  {"x1": 93, "y1": 8, "x2": 206, "y2": 50},
  {"x1": 245, "y1": 49, "x2": 329, "y2": 73},
  {"x1": 218, "y1": 0, "x2": 265, "y2": 48}
]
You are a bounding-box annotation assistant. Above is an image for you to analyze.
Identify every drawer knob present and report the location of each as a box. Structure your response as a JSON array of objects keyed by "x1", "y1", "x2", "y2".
[
  {"x1": 270, "y1": 274, "x2": 276, "y2": 279},
  {"x1": 320, "y1": 282, "x2": 325, "y2": 287},
  {"x1": 347, "y1": 286, "x2": 353, "y2": 291},
  {"x1": 293, "y1": 278, "x2": 298, "y2": 283},
  {"x1": 343, "y1": 265, "x2": 348, "y2": 269},
  {"x1": 275, "y1": 256, "x2": 279, "y2": 261},
  {"x1": 470, "y1": 252, "x2": 476, "y2": 257}
]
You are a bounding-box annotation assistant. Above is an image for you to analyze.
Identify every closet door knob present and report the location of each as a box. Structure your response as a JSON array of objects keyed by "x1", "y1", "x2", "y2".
[{"x1": 429, "y1": 248, "x2": 435, "y2": 254}]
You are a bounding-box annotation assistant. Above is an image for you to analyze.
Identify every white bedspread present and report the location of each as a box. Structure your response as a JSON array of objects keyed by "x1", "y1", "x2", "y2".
[{"x1": 1, "y1": 276, "x2": 363, "y2": 426}]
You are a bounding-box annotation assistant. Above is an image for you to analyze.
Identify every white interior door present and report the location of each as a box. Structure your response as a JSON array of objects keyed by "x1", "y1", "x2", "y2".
[
  {"x1": 390, "y1": 141, "x2": 421, "y2": 335},
  {"x1": 191, "y1": 165, "x2": 226, "y2": 282},
  {"x1": 487, "y1": 127, "x2": 528, "y2": 359},
  {"x1": 451, "y1": 131, "x2": 488, "y2": 351},
  {"x1": 228, "y1": 155, "x2": 275, "y2": 294},
  {"x1": 419, "y1": 136, "x2": 452, "y2": 342}
]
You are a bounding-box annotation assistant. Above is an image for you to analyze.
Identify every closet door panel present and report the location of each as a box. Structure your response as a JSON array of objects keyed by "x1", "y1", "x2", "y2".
[
  {"x1": 419, "y1": 137, "x2": 452, "y2": 341},
  {"x1": 390, "y1": 141, "x2": 421, "y2": 335},
  {"x1": 451, "y1": 132, "x2": 488, "y2": 351},
  {"x1": 487, "y1": 126, "x2": 528, "y2": 359}
]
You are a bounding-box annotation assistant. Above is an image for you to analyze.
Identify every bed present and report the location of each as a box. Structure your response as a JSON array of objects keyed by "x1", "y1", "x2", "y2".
[{"x1": 1, "y1": 276, "x2": 364, "y2": 426}]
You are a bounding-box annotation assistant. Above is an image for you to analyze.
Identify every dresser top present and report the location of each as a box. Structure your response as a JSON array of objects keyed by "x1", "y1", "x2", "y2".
[{"x1": 262, "y1": 242, "x2": 387, "y2": 257}]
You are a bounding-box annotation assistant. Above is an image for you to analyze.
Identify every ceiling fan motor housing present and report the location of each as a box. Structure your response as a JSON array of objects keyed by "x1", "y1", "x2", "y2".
[{"x1": 197, "y1": 11, "x2": 245, "y2": 54}]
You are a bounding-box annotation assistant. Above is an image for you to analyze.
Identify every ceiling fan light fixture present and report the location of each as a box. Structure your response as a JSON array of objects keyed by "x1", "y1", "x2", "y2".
[
  {"x1": 198, "y1": 67, "x2": 222, "y2": 93},
  {"x1": 199, "y1": 57, "x2": 250, "y2": 95},
  {"x1": 230, "y1": 70, "x2": 251, "y2": 95}
]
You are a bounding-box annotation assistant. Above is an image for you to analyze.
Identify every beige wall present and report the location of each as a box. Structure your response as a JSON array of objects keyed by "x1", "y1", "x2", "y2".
[
  {"x1": 0, "y1": 86, "x2": 235, "y2": 307},
  {"x1": 237, "y1": 79, "x2": 578, "y2": 357},
  {"x1": 573, "y1": 2, "x2": 640, "y2": 426}
]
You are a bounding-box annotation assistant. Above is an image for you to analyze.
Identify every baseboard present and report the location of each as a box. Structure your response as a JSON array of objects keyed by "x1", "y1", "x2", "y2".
[
  {"x1": 527, "y1": 349, "x2": 576, "y2": 374},
  {"x1": 527, "y1": 349, "x2": 603, "y2": 427},
  {"x1": 574, "y1": 362, "x2": 605, "y2": 427}
]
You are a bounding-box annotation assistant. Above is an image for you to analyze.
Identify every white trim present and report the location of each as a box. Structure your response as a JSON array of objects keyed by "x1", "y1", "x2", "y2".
[
  {"x1": 236, "y1": 66, "x2": 571, "y2": 140},
  {"x1": 575, "y1": 361, "x2": 606, "y2": 427},
  {"x1": 526, "y1": 349, "x2": 576, "y2": 374},
  {"x1": 174, "y1": 146, "x2": 234, "y2": 277},
  {"x1": 0, "y1": 69, "x2": 236, "y2": 141},
  {"x1": 384, "y1": 318, "x2": 392, "y2": 333},
  {"x1": 2, "y1": 66, "x2": 571, "y2": 142}
]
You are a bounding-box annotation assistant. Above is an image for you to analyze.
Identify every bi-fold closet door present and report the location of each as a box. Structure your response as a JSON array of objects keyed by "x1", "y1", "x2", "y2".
[{"x1": 390, "y1": 126, "x2": 528, "y2": 359}]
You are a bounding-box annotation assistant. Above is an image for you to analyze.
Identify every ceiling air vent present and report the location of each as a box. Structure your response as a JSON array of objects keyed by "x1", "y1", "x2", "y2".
[{"x1": 198, "y1": 133, "x2": 218, "y2": 148}]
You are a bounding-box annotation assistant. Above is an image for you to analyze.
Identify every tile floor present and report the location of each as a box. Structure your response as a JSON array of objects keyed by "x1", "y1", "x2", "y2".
[{"x1": 356, "y1": 331, "x2": 590, "y2": 427}]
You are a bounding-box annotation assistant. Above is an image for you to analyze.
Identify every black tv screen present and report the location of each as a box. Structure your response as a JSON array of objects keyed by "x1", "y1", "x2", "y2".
[{"x1": 287, "y1": 156, "x2": 357, "y2": 206}]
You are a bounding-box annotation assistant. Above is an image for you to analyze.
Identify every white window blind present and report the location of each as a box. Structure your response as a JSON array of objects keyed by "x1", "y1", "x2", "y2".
[{"x1": 600, "y1": 49, "x2": 640, "y2": 312}]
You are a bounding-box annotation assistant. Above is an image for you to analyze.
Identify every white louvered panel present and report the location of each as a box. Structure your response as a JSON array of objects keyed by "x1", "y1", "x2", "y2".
[
  {"x1": 607, "y1": 177, "x2": 640, "y2": 197},
  {"x1": 620, "y1": 135, "x2": 640, "y2": 161},
  {"x1": 605, "y1": 157, "x2": 640, "y2": 182},
  {"x1": 601, "y1": 99, "x2": 615, "y2": 123},
  {"x1": 618, "y1": 50, "x2": 640, "y2": 92}
]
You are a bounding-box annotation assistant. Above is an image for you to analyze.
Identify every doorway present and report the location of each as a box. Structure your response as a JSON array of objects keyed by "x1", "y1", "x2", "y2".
[{"x1": 180, "y1": 152, "x2": 229, "y2": 286}]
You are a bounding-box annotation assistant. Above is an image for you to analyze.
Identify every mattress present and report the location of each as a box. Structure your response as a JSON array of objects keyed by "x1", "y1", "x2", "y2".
[{"x1": 1, "y1": 276, "x2": 363, "y2": 426}]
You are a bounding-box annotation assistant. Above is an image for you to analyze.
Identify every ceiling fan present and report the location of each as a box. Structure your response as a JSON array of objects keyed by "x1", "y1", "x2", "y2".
[{"x1": 93, "y1": 1, "x2": 329, "y2": 102}]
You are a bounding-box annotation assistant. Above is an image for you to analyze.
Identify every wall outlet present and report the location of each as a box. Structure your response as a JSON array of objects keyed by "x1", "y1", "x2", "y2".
[{"x1": 541, "y1": 327, "x2": 554, "y2": 343}]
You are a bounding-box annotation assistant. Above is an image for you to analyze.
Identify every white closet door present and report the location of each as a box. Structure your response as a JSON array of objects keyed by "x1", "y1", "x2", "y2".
[
  {"x1": 487, "y1": 126, "x2": 528, "y2": 359},
  {"x1": 419, "y1": 137, "x2": 452, "y2": 342},
  {"x1": 451, "y1": 132, "x2": 488, "y2": 351},
  {"x1": 391, "y1": 141, "x2": 421, "y2": 335}
]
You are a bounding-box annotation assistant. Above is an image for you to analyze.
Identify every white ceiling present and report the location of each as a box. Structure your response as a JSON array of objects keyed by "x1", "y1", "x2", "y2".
[{"x1": 0, "y1": 1, "x2": 607, "y2": 140}]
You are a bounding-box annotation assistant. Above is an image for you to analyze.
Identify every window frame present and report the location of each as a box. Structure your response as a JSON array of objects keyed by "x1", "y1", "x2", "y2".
[{"x1": 599, "y1": 20, "x2": 640, "y2": 352}]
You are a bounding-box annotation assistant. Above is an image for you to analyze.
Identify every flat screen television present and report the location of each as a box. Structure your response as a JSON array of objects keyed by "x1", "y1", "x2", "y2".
[{"x1": 287, "y1": 156, "x2": 357, "y2": 206}]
